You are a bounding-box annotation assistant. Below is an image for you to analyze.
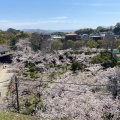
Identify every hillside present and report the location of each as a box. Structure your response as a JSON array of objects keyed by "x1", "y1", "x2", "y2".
[
  {"x1": 22, "y1": 29, "x2": 76, "y2": 34},
  {"x1": 7, "y1": 43, "x2": 120, "y2": 120},
  {"x1": 0, "y1": 33, "x2": 120, "y2": 119}
]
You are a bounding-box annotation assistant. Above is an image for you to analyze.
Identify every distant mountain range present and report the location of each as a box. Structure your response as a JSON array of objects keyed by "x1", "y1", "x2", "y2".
[{"x1": 22, "y1": 29, "x2": 76, "y2": 34}]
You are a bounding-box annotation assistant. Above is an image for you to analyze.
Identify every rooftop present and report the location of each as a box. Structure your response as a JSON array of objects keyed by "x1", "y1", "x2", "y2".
[
  {"x1": 108, "y1": 49, "x2": 120, "y2": 54},
  {"x1": 51, "y1": 35, "x2": 65, "y2": 39},
  {"x1": 65, "y1": 33, "x2": 77, "y2": 36},
  {"x1": 90, "y1": 36, "x2": 101, "y2": 37}
]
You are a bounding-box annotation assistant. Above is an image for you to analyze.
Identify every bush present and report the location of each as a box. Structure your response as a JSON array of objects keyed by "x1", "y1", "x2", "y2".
[
  {"x1": 30, "y1": 72, "x2": 39, "y2": 78},
  {"x1": 49, "y1": 72, "x2": 56, "y2": 80},
  {"x1": 117, "y1": 61, "x2": 120, "y2": 67},
  {"x1": 22, "y1": 104, "x2": 35, "y2": 115},
  {"x1": 79, "y1": 51, "x2": 84, "y2": 54},
  {"x1": 61, "y1": 117, "x2": 68, "y2": 120},
  {"x1": 85, "y1": 51, "x2": 92, "y2": 55},
  {"x1": 91, "y1": 53, "x2": 117, "y2": 68},
  {"x1": 71, "y1": 61, "x2": 86, "y2": 72},
  {"x1": 51, "y1": 39, "x2": 63, "y2": 50},
  {"x1": 37, "y1": 101, "x2": 44, "y2": 109},
  {"x1": 118, "y1": 45, "x2": 120, "y2": 51},
  {"x1": 25, "y1": 94, "x2": 36, "y2": 107},
  {"x1": 29, "y1": 67, "x2": 36, "y2": 72},
  {"x1": 102, "y1": 112, "x2": 114, "y2": 120},
  {"x1": 23, "y1": 72, "x2": 29, "y2": 77},
  {"x1": 73, "y1": 50, "x2": 81, "y2": 54},
  {"x1": 64, "y1": 52, "x2": 70, "y2": 57},
  {"x1": 25, "y1": 62, "x2": 35, "y2": 68},
  {"x1": 87, "y1": 40, "x2": 98, "y2": 48}
]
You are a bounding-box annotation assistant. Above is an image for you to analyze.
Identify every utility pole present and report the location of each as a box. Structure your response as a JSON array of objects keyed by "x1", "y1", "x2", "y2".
[
  {"x1": 15, "y1": 75, "x2": 20, "y2": 113},
  {"x1": 38, "y1": 77, "x2": 42, "y2": 102}
]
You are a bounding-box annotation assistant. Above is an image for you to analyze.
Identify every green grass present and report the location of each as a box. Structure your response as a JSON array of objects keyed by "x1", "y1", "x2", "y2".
[{"x1": 0, "y1": 112, "x2": 37, "y2": 120}]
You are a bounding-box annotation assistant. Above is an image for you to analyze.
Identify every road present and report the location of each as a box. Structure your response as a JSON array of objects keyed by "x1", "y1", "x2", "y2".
[{"x1": 0, "y1": 64, "x2": 14, "y2": 104}]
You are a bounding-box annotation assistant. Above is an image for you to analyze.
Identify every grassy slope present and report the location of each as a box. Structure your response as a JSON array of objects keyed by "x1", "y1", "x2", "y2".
[{"x1": 0, "y1": 112, "x2": 37, "y2": 120}]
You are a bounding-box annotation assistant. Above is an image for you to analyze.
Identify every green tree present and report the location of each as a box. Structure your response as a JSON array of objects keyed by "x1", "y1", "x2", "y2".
[
  {"x1": 97, "y1": 40, "x2": 105, "y2": 48},
  {"x1": 115, "y1": 39, "x2": 120, "y2": 48},
  {"x1": 115, "y1": 22, "x2": 120, "y2": 27},
  {"x1": 87, "y1": 40, "x2": 98, "y2": 48},
  {"x1": 30, "y1": 33, "x2": 50, "y2": 51},
  {"x1": 7, "y1": 28, "x2": 20, "y2": 34},
  {"x1": 51, "y1": 32, "x2": 65, "y2": 36},
  {"x1": 118, "y1": 45, "x2": 120, "y2": 51},
  {"x1": 113, "y1": 27, "x2": 120, "y2": 35},
  {"x1": 74, "y1": 40, "x2": 84, "y2": 49},
  {"x1": 103, "y1": 32, "x2": 115, "y2": 50},
  {"x1": 63, "y1": 40, "x2": 75, "y2": 49},
  {"x1": 75, "y1": 28, "x2": 93, "y2": 35},
  {"x1": 51, "y1": 39, "x2": 63, "y2": 50},
  {"x1": 113, "y1": 22, "x2": 120, "y2": 35},
  {"x1": 96, "y1": 26, "x2": 110, "y2": 32},
  {"x1": 91, "y1": 53, "x2": 116, "y2": 68},
  {"x1": 71, "y1": 61, "x2": 86, "y2": 73}
]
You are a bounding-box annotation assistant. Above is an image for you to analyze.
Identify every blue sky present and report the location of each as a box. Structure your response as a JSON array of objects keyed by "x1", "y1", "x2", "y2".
[{"x1": 0, "y1": 0, "x2": 120, "y2": 30}]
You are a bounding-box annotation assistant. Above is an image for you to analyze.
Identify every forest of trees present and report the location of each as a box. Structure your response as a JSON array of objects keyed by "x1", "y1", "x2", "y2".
[
  {"x1": 1, "y1": 22, "x2": 120, "y2": 51},
  {"x1": 75, "y1": 23, "x2": 120, "y2": 35},
  {"x1": 0, "y1": 28, "x2": 30, "y2": 48}
]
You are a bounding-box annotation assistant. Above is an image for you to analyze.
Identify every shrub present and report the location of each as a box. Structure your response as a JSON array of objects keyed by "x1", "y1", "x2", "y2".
[
  {"x1": 22, "y1": 104, "x2": 35, "y2": 115},
  {"x1": 85, "y1": 51, "x2": 92, "y2": 55},
  {"x1": 118, "y1": 45, "x2": 120, "y2": 51},
  {"x1": 37, "y1": 101, "x2": 44, "y2": 109},
  {"x1": 30, "y1": 72, "x2": 39, "y2": 78},
  {"x1": 73, "y1": 50, "x2": 80, "y2": 54},
  {"x1": 51, "y1": 39, "x2": 63, "y2": 50},
  {"x1": 27, "y1": 94, "x2": 36, "y2": 106},
  {"x1": 102, "y1": 112, "x2": 114, "y2": 120},
  {"x1": 71, "y1": 62, "x2": 86, "y2": 72},
  {"x1": 23, "y1": 72, "x2": 29, "y2": 77},
  {"x1": 91, "y1": 53, "x2": 117, "y2": 68},
  {"x1": 49, "y1": 72, "x2": 56, "y2": 80},
  {"x1": 25, "y1": 62, "x2": 35, "y2": 68},
  {"x1": 117, "y1": 61, "x2": 120, "y2": 67},
  {"x1": 79, "y1": 51, "x2": 84, "y2": 54},
  {"x1": 87, "y1": 40, "x2": 98, "y2": 48},
  {"x1": 29, "y1": 67, "x2": 36, "y2": 72},
  {"x1": 61, "y1": 117, "x2": 68, "y2": 120}
]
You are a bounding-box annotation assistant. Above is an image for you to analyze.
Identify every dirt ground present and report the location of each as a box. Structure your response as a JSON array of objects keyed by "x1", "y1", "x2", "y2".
[{"x1": 0, "y1": 64, "x2": 14, "y2": 104}]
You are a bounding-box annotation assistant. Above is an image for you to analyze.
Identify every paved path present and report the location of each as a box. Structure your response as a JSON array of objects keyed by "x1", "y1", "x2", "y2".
[{"x1": 0, "y1": 64, "x2": 14, "y2": 104}]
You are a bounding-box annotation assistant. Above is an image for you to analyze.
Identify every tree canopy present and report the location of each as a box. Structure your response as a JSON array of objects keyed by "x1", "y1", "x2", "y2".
[{"x1": 75, "y1": 28, "x2": 94, "y2": 35}]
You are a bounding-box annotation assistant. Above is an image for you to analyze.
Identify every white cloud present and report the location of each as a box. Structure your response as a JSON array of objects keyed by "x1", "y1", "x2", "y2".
[
  {"x1": 0, "y1": 18, "x2": 77, "y2": 30},
  {"x1": 49, "y1": 16, "x2": 67, "y2": 20},
  {"x1": 55, "y1": 16, "x2": 67, "y2": 19},
  {"x1": 0, "y1": 20, "x2": 8, "y2": 23}
]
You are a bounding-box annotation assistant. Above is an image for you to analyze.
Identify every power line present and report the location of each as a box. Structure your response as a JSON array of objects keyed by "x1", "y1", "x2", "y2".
[
  {"x1": 8, "y1": 76, "x2": 117, "y2": 115},
  {"x1": 19, "y1": 81, "x2": 120, "y2": 87}
]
